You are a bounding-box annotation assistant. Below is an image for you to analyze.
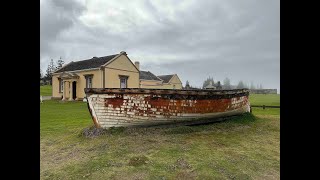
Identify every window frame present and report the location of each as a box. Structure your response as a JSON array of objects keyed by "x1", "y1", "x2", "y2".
[
  {"x1": 119, "y1": 75, "x2": 129, "y2": 89},
  {"x1": 58, "y1": 78, "x2": 64, "y2": 93},
  {"x1": 84, "y1": 74, "x2": 94, "y2": 88}
]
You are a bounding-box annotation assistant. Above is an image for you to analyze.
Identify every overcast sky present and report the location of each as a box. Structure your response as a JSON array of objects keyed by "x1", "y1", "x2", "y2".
[{"x1": 40, "y1": 0, "x2": 279, "y2": 91}]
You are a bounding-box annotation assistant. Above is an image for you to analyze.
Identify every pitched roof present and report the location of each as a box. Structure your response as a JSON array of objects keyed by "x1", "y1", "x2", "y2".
[
  {"x1": 55, "y1": 54, "x2": 118, "y2": 73},
  {"x1": 140, "y1": 71, "x2": 162, "y2": 81},
  {"x1": 157, "y1": 75, "x2": 174, "y2": 83}
]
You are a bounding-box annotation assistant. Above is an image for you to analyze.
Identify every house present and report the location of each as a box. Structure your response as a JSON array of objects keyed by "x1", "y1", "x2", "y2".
[
  {"x1": 204, "y1": 80, "x2": 222, "y2": 90},
  {"x1": 157, "y1": 74, "x2": 183, "y2": 89},
  {"x1": 51, "y1": 51, "x2": 139, "y2": 100},
  {"x1": 51, "y1": 51, "x2": 182, "y2": 100},
  {"x1": 139, "y1": 71, "x2": 183, "y2": 89}
]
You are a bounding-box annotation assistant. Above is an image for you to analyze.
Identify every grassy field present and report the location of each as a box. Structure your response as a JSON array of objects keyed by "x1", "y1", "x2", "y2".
[
  {"x1": 249, "y1": 94, "x2": 280, "y2": 106},
  {"x1": 40, "y1": 95, "x2": 280, "y2": 179},
  {"x1": 40, "y1": 85, "x2": 52, "y2": 96}
]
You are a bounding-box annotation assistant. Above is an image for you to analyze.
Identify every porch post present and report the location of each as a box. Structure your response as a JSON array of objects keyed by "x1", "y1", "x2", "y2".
[
  {"x1": 62, "y1": 80, "x2": 66, "y2": 100},
  {"x1": 69, "y1": 81, "x2": 73, "y2": 101}
]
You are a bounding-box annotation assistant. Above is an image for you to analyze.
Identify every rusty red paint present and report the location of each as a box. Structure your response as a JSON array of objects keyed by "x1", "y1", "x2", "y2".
[
  {"x1": 103, "y1": 95, "x2": 247, "y2": 117},
  {"x1": 85, "y1": 88, "x2": 250, "y2": 128},
  {"x1": 105, "y1": 97, "x2": 123, "y2": 108}
]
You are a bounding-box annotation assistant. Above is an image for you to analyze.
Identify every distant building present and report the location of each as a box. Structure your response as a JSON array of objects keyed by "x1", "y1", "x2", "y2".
[
  {"x1": 139, "y1": 71, "x2": 183, "y2": 89},
  {"x1": 204, "y1": 81, "x2": 216, "y2": 89}
]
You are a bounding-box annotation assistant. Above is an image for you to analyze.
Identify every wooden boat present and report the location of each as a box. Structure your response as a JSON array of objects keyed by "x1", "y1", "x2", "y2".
[{"x1": 84, "y1": 88, "x2": 251, "y2": 128}]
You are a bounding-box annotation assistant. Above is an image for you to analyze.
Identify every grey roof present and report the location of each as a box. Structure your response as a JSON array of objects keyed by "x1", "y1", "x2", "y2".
[
  {"x1": 157, "y1": 75, "x2": 174, "y2": 83},
  {"x1": 140, "y1": 71, "x2": 162, "y2": 81},
  {"x1": 55, "y1": 54, "x2": 118, "y2": 73}
]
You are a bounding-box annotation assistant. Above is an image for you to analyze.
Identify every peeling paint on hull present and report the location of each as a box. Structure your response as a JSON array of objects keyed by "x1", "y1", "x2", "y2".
[{"x1": 85, "y1": 88, "x2": 251, "y2": 129}]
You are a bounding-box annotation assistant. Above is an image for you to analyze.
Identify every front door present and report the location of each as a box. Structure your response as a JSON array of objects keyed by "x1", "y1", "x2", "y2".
[{"x1": 72, "y1": 81, "x2": 77, "y2": 99}]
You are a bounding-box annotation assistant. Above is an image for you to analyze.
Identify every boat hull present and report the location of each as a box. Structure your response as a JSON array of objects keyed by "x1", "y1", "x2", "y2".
[{"x1": 85, "y1": 88, "x2": 251, "y2": 128}]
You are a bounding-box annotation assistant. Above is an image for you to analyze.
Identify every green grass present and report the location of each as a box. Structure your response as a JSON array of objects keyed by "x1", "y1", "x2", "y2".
[
  {"x1": 249, "y1": 94, "x2": 280, "y2": 106},
  {"x1": 40, "y1": 94, "x2": 280, "y2": 179},
  {"x1": 40, "y1": 85, "x2": 52, "y2": 96}
]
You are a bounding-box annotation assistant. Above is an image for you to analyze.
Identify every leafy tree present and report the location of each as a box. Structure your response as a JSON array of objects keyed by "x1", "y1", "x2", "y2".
[
  {"x1": 56, "y1": 56, "x2": 64, "y2": 69},
  {"x1": 45, "y1": 59, "x2": 56, "y2": 84},
  {"x1": 185, "y1": 80, "x2": 190, "y2": 88},
  {"x1": 237, "y1": 80, "x2": 245, "y2": 89},
  {"x1": 216, "y1": 81, "x2": 222, "y2": 89},
  {"x1": 223, "y1": 77, "x2": 231, "y2": 89},
  {"x1": 40, "y1": 68, "x2": 43, "y2": 80}
]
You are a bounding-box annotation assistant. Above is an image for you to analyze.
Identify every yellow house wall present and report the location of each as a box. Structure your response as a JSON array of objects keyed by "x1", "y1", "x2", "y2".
[
  {"x1": 75, "y1": 70, "x2": 102, "y2": 98},
  {"x1": 140, "y1": 75, "x2": 183, "y2": 89},
  {"x1": 52, "y1": 74, "x2": 61, "y2": 98},
  {"x1": 140, "y1": 80, "x2": 163, "y2": 88},
  {"x1": 52, "y1": 69, "x2": 102, "y2": 99},
  {"x1": 166, "y1": 75, "x2": 183, "y2": 89},
  {"x1": 51, "y1": 53, "x2": 182, "y2": 99},
  {"x1": 104, "y1": 54, "x2": 139, "y2": 88}
]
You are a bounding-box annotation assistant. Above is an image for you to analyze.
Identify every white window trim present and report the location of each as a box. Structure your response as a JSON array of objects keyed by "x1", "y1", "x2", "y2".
[{"x1": 119, "y1": 75, "x2": 129, "y2": 88}]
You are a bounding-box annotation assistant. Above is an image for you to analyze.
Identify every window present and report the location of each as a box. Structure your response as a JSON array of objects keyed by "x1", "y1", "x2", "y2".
[
  {"x1": 59, "y1": 79, "x2": 64, "y2": 92},
  {"x1": 120, "y1": 77, "x2": 127, "y2": 88},
  {"x1": 86, "y1": 77, "x2": 92, "y2": 88},
  {"x1": 173, "y1": 85, "x2": 176, "y2": 89},
  {"x1": 85, "y1": 75, "x2": 93, "y2": 88},
  {"x1": 119, "y1": 75, "x2": 128, "y2": 88}
]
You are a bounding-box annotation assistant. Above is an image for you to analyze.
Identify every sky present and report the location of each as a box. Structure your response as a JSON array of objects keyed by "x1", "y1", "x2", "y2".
[{"x1": 40, "y1": 0, "x2": 280, "y2": 91}]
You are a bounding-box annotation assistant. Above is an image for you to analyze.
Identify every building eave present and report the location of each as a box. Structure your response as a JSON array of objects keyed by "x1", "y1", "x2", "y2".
[{"x1": 52, "y1": 68, "x2": 100, "y2": 75}]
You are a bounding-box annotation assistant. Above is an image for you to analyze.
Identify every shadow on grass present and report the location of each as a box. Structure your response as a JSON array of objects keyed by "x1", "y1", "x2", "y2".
[
  {"x1": 166, "y1": 113, "x2": 256, "y2": 134},
  {"x1": 80, "y1": 113, "x2": 257, "y2": 137}
]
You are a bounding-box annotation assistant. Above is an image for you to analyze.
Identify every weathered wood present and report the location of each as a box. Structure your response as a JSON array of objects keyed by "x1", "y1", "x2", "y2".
[
  {"x1": 85, "y1": 88, "x2": 251, "y2": 129},
  {"x1": 85, "y1": 88, "x2": 249, "y2": 96}
]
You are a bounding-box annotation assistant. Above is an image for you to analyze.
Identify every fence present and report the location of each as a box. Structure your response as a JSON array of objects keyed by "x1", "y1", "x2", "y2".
[{"x1": 251, "y1": 105, "x2": 280, "y2": 109}]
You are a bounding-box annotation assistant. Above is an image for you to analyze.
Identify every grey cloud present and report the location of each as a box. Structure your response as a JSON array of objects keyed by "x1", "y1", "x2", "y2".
[
  {"x1": 40, "y1": 0, "x2": 86, "y2": 68},
  {"x1": 40, "y1": 0, "x2": 279, "y2": 91}
]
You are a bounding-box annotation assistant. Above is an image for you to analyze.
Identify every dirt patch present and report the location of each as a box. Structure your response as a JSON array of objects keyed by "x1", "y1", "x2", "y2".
[
  {"x1": 128, "y1": 155, "x2": 149, "y2": 167},
  {"x1": 168, "y1": 158, "x2": 192, "y2": 171},
  {"x1": 174, "y1": 170, "x2": 197, "y2": 180},
  {"x1": 81, "y1": 126, "x2": 107, "y2": 138},
  {"x1": 105, "y1": 160, "x2": 123, "y2": 167},
  {"x1": 111, "y1": 172, "x2": 148, "y2": 180}
]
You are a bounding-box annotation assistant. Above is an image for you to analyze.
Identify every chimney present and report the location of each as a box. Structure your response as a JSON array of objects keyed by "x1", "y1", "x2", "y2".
[{"x1": 134, "y1": 61, "x2": 140, "y2": 70}]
